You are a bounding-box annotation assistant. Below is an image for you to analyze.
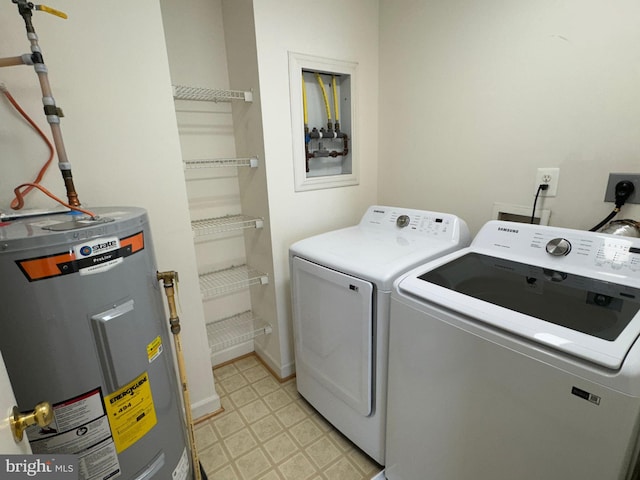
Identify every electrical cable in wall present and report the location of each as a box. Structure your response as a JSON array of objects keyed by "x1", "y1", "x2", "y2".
[
  {"x1": 1, "y1": 83, "x2": 54, "y2": 210},
  {"x1": 1, "y1": 84, "x2": 95, "y2": 217},
  {"x1": 12, "y1": 182, "x2": 96, "y2": 217},
  {"x1": 530, "y1": 184, "x2": 549, "y2": 224}
]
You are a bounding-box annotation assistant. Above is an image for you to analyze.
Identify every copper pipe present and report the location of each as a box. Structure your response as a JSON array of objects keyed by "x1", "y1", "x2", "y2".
[
  {"x1": 157, "y1": 271, "x2": 202, "y2": 480},
  {"x1": 0, "y1": 56, "x2": 26, "y2": 67}
]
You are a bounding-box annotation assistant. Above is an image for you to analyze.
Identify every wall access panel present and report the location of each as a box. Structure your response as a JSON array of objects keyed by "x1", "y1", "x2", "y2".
[{"x1": 289, "y1": 52, "x2": 358, "y2": 191}]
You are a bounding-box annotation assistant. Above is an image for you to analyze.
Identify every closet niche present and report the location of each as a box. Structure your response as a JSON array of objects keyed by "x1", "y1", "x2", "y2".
[
  {"x1": 161, "y1": 1, "x2": 276, "y2": 370},
  {"x1": 174, "y1": 85, "x2": 271, "y2": 366}
]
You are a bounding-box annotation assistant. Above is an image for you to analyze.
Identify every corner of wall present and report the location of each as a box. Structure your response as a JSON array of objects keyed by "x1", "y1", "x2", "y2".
[
  {"x1": 192, "y1": 391, "x2": 222, "y2": 420},
  {"x1": 255, "y1": 344, "x2": 295, "y2": 380}
]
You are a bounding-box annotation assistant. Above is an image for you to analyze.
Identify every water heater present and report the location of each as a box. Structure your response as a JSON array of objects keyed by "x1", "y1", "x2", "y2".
[{"x1": 0, "y1": 207, "x2": 192, "y2": 480}]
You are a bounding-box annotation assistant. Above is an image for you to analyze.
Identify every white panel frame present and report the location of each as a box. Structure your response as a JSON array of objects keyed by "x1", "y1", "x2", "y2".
[{"x1": 288, "y1": 51, "x2": 359, "y2": 192}]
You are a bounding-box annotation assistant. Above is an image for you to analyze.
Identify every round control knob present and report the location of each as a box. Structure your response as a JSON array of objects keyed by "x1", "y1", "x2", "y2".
[
  {"x1": 396, "y1": 215, "x2": 410, "y2": 228},
  {"x1": 546, "y1": 238, "x2": 572, "y2": 256}
]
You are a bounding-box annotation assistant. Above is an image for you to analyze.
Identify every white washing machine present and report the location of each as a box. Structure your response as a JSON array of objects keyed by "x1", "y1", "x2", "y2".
[
  {"x1": 386, "y1": 220, "x2": 640, "y2": 480},
  {"x1": 289, "y1": 205, "x2": 470, "y2": 464}
]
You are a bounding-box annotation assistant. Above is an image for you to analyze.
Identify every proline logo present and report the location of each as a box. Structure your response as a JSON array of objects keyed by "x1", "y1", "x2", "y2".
[{"x1": 1, "y1": 455, "x2": 77, "y2": 479}]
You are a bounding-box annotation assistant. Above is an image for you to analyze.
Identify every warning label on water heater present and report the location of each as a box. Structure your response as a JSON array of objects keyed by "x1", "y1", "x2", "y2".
[
  {"x1": 26, "y1": 388, "x2": 122, "y2": 480},
  {"x1": 73, "y1": 236, "x2": 123, "y2": 276},
  {"x1": 105, "y1": 371, "x2": 158, "y2": 453}
]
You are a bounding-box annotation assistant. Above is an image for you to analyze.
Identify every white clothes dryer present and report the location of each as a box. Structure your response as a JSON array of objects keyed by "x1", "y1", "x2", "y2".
[
  {"x1": 289, "y1": 205, "x2": 470, "y2": 464},
  {"x1": 386, "y1": 220, "x2": 640, "y2": 480}
]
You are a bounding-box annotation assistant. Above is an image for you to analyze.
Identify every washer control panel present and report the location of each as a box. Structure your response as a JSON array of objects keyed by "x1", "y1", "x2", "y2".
[{"x1": 474, "y1": 220, "x2": 640, "y2": 276}]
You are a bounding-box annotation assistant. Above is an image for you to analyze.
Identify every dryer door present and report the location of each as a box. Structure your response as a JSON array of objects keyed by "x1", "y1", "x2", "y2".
[{"x1": 292, "y1": 256, "x2": 374, "y2": 416}]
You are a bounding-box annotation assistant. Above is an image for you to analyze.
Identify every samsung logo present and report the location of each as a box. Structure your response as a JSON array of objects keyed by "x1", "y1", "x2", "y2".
[
  {"x1": 373, "y1": 209, "x2": 385, "y2": 214},
  {"x1": 498, "y1": 227, "x2": 519, "y2": 234}
]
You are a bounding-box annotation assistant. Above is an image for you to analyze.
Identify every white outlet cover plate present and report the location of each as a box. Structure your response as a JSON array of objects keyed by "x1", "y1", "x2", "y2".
[{"x1": 535, "y1": 167, "x2": 560, "y2": 197}]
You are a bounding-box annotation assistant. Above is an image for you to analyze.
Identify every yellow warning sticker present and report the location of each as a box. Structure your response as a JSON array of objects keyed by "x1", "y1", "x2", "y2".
[
  {"x1": 105, "y1": 371, "x2": 157, "y2": 453},
  {"x1": 146, "y1": 336, "x2": 163, "y2": 363}
]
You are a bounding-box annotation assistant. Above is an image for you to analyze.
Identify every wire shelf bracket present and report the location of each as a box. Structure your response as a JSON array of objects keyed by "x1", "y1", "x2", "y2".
[
  {"x1": 199, "y1": 264, "x2": 269, "y2": 299},
  {"x1": 173, "y1": 85, "x2": 253, "y2": 103},
  {"x1": 192, "y1": 214, "x2": 264, "y2": 238},
  {"x1": 184, "y1": 157, "x2": 259, "y2": 169},
  {"x1": 206, "y1": 311, "x2": 272, "y2": 353}
]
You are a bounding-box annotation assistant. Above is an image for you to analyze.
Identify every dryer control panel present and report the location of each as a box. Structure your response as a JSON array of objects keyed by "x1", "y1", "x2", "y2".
[{"x1": 360, "y1": 205, "x2": 468, "y2": 241}]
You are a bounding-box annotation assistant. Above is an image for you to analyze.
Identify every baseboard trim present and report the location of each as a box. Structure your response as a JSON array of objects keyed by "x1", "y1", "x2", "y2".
[
  {"x1": 254, "y1": 345, "x2": 295, "y2": 381},
  {"x1": 191, "y1": 392, "x2": 221, "y2": 421}
]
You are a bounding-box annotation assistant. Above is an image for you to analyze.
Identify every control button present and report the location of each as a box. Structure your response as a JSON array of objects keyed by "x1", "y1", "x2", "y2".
[
  {"x1": 543, "y1": 268, "x2": 568, "y2": 282},
  {"x1": 396, "y1": 215, "x2": 410, "y2": 228},
  {"x1": 546, "y1": 238, "x2": 572, "y2": 256}
]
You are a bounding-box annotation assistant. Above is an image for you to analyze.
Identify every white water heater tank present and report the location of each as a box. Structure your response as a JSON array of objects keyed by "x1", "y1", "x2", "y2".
[{"x1": 0, "y1": 207, "x2": 192, "y2": 480}]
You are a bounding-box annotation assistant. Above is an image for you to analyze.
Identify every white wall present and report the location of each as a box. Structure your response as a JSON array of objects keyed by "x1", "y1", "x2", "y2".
[
  {"x1": 0, "y1": 1, "x2": 218, "y2": 418},
  {"x1": 247, "y1": 0, "x2": 380, "y2": 374},
  {"x1": 378, "y1": 0, "x2": 640, "y2": 236},
  {"x1": 0, "y1": 351, "x2": 31, "y2": 454}
]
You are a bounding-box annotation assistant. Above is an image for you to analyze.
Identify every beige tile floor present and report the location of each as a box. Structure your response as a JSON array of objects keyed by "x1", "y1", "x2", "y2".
[{"x1": 195, "y1": 354, "x2": 383, "y2": 480}]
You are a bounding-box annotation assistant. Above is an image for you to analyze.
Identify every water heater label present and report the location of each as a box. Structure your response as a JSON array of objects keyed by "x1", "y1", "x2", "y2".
[
  {"x1": 16, "y1": 231, "x2": 145, "y2": 281},
  {"x1": 74, "y1": 236, "x2": 123, "y2": 276},
  {"x1": 26, "y1": 388, "x2": 122, "y2": 480},
  {"x1": 105, "y1": 371, "x2": 158, "y2": 453},
  {"x1": 172, "y1": 448, "x2": 189, "y2": 480}
]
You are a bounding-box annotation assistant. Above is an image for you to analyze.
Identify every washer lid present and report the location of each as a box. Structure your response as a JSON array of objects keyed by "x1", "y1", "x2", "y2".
[{"x1": 398, "y1": 250, "x2": 640, "y2": 370}]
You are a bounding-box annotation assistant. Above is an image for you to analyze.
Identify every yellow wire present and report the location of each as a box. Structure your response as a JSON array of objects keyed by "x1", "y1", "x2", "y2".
[
  {"x1": 315, "y1": 72, "x2": 331, "y2": 122},
  {"x1": 302, "y1": 74, "x2": 308, "y2": 125},
  {"x1": 332, "y1": 76, "x2": 339, "y2": 123}
]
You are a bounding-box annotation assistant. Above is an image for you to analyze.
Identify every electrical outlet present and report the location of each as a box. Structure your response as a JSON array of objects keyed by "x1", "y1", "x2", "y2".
[
  {"x1": 604, "y1": 173, "x2": 640, "y2": 205},
  {"x1": 534, "y1": 168, "x2": 560, "y2": 197}
]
